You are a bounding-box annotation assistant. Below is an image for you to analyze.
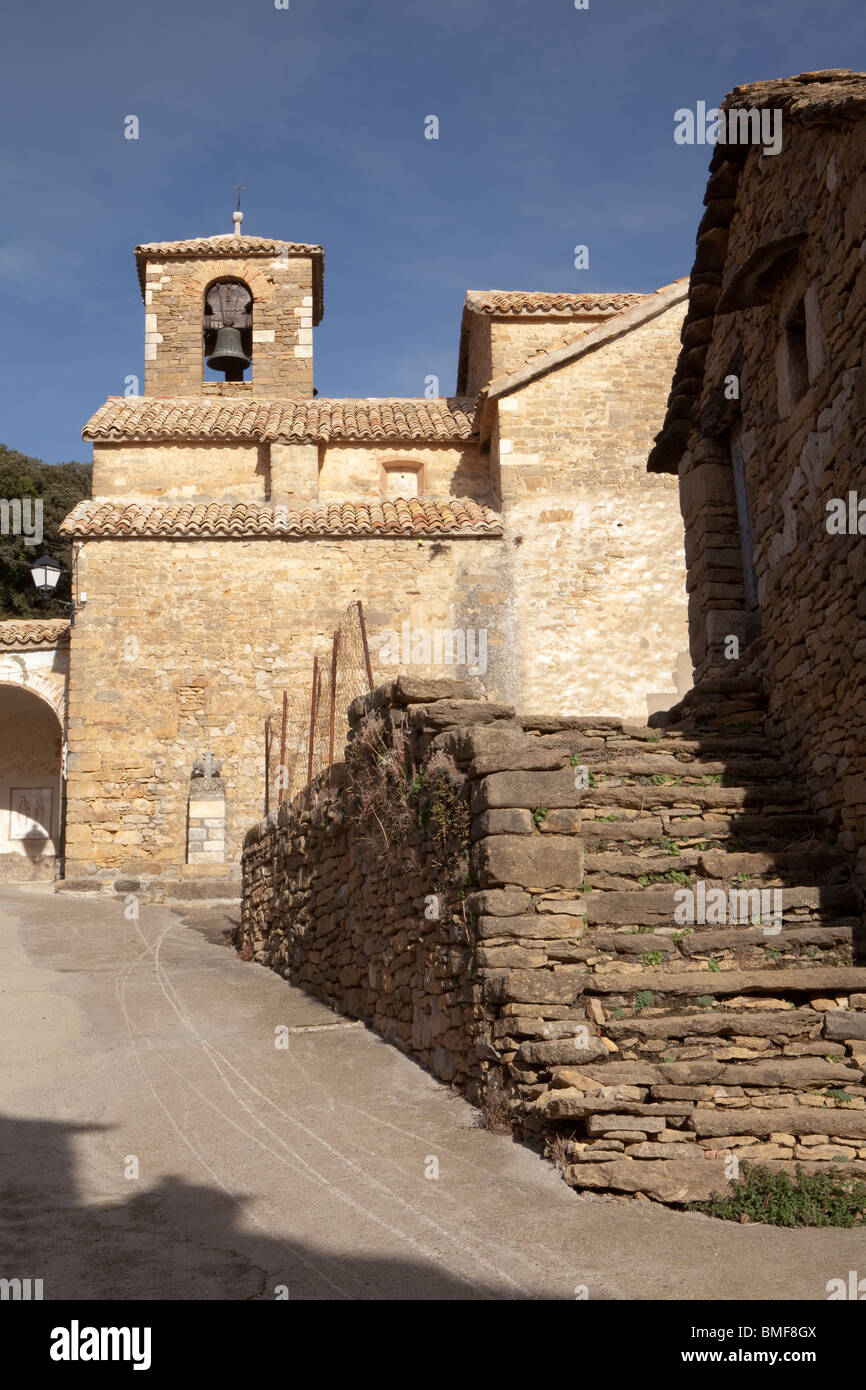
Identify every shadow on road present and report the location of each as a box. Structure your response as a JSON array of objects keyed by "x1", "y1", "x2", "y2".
[{"x1": 0, "y1": 1114, "x2": 519, "y2": 1301}]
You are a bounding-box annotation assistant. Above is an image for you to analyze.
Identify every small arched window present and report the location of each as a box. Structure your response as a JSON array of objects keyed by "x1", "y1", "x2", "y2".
[{"x1": 203, "y1": 279, "x2": 253, "y2": 381}]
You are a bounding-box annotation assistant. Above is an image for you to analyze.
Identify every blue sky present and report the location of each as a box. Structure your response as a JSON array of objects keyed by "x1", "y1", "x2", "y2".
[{"x1": 0, "y1": 0, "x2": 862, "y2": 464}]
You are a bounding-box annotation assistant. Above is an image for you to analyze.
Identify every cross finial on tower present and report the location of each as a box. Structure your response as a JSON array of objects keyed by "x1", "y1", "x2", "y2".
[{"x1": 232, "y1": 182, "x2": 246, "y2": 238}]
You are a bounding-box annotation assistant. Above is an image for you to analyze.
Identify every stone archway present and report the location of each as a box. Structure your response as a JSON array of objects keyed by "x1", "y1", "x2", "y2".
[
  {"x1": 0, "y1": 669, "x2": 66, "y2": 726},
  {"x1": 0, "y1": 683, "x2": 64, "y2": 881},
  {"x1": 0, "y1": 625, "x2": 70, "y2": 882}
]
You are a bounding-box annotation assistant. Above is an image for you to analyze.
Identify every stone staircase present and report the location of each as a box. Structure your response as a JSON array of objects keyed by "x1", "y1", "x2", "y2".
[
  {"x1": 238, "y1": 672, "x2": 866, "y2": 1208},
  {"x1": 507, "y1": 675, "x2": 866, "y2": 1203}
]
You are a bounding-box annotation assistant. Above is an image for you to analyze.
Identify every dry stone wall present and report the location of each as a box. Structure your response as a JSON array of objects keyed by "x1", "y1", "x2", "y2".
[
  {"x1": 241, "y1": 678, "x2": 493, "y2": 1091},
  {"x1": 239, "y1": 676, "x2": 866, "y2": 1205},
  {"x1": 669, "y1": 106, "x2": 866, "y2": 897}
]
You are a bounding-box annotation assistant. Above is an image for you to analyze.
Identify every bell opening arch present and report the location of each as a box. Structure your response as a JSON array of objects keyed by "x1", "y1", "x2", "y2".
[{"x1": 203, "y1": 277, "x2": 254, "y2": 383}]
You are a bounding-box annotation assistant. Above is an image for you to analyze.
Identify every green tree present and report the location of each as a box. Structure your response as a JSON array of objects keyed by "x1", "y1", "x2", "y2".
[{"x1": 0, "y1": 445, "x2": 91, "y2": 618}]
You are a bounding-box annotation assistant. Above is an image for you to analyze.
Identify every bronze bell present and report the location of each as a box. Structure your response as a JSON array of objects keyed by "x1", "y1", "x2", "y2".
[{"x1": 206, "y1": 326, "x2": 251, "y2": 381}]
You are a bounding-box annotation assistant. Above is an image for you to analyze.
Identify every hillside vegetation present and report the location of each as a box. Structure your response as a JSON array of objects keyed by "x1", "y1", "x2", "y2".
[{"x1": 0, "y1": 445, "x2": 91, "y2": 619}]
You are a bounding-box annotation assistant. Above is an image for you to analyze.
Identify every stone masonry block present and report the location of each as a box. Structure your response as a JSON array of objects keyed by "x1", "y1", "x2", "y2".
[{"x1": 474, "y1": 834, "x2": 583, "y2": 890}]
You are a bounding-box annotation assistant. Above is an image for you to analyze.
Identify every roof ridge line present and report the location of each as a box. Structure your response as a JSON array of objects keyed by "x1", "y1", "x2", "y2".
[{"x1": 483, "y1": 279, "x2": 690, "y2": 404}]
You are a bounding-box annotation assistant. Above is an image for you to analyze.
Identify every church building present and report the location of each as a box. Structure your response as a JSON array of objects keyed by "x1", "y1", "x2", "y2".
[{"x1": 2, "y1": 217, "x2": 690, "y2": 883}]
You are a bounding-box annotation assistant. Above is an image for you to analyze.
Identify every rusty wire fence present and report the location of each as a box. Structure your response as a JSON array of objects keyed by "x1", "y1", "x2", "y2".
[{"x1": 264, "y1": 599, "x2": 374, "y2": 814}]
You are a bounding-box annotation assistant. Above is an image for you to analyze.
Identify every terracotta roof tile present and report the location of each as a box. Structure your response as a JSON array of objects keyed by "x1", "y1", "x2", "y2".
[
  {"x1": 136, "y1": 234, "x2": 322, "y2": 260},
  {"x1": 60, "y1": 498, "x2": 501, "y2": 540},
  {"x1": 83, "y1": 396, "x2": 479, "y2": 443},
  {"x1": 464, "y1": 291, "x2": 647, "y2": 317},
  {"x1": 0, "y1": 619, "x2": 71, "y2": 648}
]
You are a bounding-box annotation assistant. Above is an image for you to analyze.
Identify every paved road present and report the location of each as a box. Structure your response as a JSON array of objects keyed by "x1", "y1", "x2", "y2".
[{"x1": 0, "y1": 884, "x2": 861, "y2": 1301}]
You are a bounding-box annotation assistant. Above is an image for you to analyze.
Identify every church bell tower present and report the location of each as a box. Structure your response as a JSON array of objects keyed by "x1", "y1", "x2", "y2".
[{"x1": 135, "y1": 211, "x2": 324, "y2": 399}]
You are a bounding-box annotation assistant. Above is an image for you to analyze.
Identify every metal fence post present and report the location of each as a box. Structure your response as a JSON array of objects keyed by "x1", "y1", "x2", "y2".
[
  {"x1": 307, "y1": 655, "x2": 319, "y2": 788},
  {"x1": 357, "y1": 599, "x2": 374, "y2": 692},
  {"x1": 277, "y1": 691, "x2": 288, "y2": 806},
  {"x1": 329, "y1": 629, "x2": 340, "y2": 766},
  {"x1": 264, "y1": 715, "x2": 271, "y2": 817}
]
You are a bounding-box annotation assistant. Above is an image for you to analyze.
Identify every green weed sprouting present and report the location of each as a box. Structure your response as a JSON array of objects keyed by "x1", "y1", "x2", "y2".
[{"x1": 690, "y1": 1163, "x2": 866, "y2": 1227}]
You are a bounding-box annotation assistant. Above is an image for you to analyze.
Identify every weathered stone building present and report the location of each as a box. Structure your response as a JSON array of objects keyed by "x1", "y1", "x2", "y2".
[
  {"x1": 649, "y1": 67, "x2": 866, "y2": 892},
  {"x1": 38, "y1": 227, "x2": 688, "y2": 882}
]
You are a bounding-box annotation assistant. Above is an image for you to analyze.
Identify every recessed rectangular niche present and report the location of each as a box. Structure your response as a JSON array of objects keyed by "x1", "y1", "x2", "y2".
[{"x1": 384, "y1": 467, "x2": 419, "y2": 498}]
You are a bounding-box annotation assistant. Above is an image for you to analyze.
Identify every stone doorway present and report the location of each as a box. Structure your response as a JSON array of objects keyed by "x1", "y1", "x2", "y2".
[{"x1": 0, "y1": 685, "x2": 64, "y2": 882}]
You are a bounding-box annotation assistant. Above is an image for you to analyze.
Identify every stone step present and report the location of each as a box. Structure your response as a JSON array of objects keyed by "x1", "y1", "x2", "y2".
[
  {"x1": 679, "y1": 923, "x2": 859, "y2": 955},
  {"x1": 550, "y1": 1057, "x2": 862, "y2": 1087},
  {"x1": 580, "y1": 811, "x2": 826, "y2": 849},
  {"x1": 651, "y1": 706, "x2": 768, "y2": 732},
  {"x1": 669, "y1": 812, "x2": 827, "y2": 839},
  {"x1": 668, "y1": 678, "x2": 767, "y2": 705},
  {"x1": 653, "y1": 691, "x2": 767, "y2": 717},
  {"x1": 562, "y1": 1157, "x2": 733, "y2": 1203},
  {"x1": 590, "y1": 925, "x2": 857, "y2": 959},
  {"x1": 684, "y1": 706, "x2": 767, "y2": 726},
  {"x1": 575, "y1": 785, "x2": 811, "y2": 811},
  {"x1": 583, "y1": 851, "x2": 699, "y2": 874},
  {"x1": 688, "y1": 1108, "x2": 866, "y2": 1139},
  {"x1": 661, "y1": 811, "x2": 822, "y2": 828},
  {"x1": 598, "y1": 735, "x2": 775, "y2": 759},
  {"x1": 592, "y1": 932, "x2": 678, "y2": 955},
  {"x1": 593, "y1": 755, "x2": 794, "y2": 780},
  {"x1": 580, "y1": 850, "x2": 846, "y2": 880},
  {"x1": 681, "y1": 676, "x2": 766, "y2": 696},
  {"x1": 650, "y1": 674, "x2": 767, "y2": 719},
  {"x1": 538, "y1": 1095, "x2": 693, "y2": 1121},
  {"x1": 584, "y1": 871, "x2": 852, "y2": 898},
  {"x1": 581, "y1": 848, "x2": 849, "y2": 888},
  {"x1": 604, "y1": 1009, "x2": 819, "y2": 1039},
  {"x1": 698, "y1": 847, "x2": 849, "y2": 877},
  {"x1": 56, "y1": 876, "x2": 242, "y2": 902},
  {"x1": 581, "y1": 883, "x2": 858, "y2": 926},
  {"x1": 586, "y1": 966, "x2": 866, "y2": 997},
  {"x1": 580, "y1": 817, "x2": 668, "y2": 844}
]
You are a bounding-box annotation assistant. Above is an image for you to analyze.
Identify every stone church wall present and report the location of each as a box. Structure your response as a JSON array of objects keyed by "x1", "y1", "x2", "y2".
[
  {"x1": 492, "y1": 301, "x2": 691, "y2": 717},
  {"x1": 91, "y1": 442, "x2": 270, "y2": 501},
  {"x1": 92, "y1": 441, "x2": 490, "y2": 507},
  {"x1": 488, "y1": 315, "x2": 610, "y2": 384},
  {"x1": 63, "y1": 536, "x2": 506, "y2": 877},
  {"x1": 462, "y1": 313, "x2": 618, "y2": 397},
  {"x1": 317, "y1": 442, "x2": 489, "y2": 504}
]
